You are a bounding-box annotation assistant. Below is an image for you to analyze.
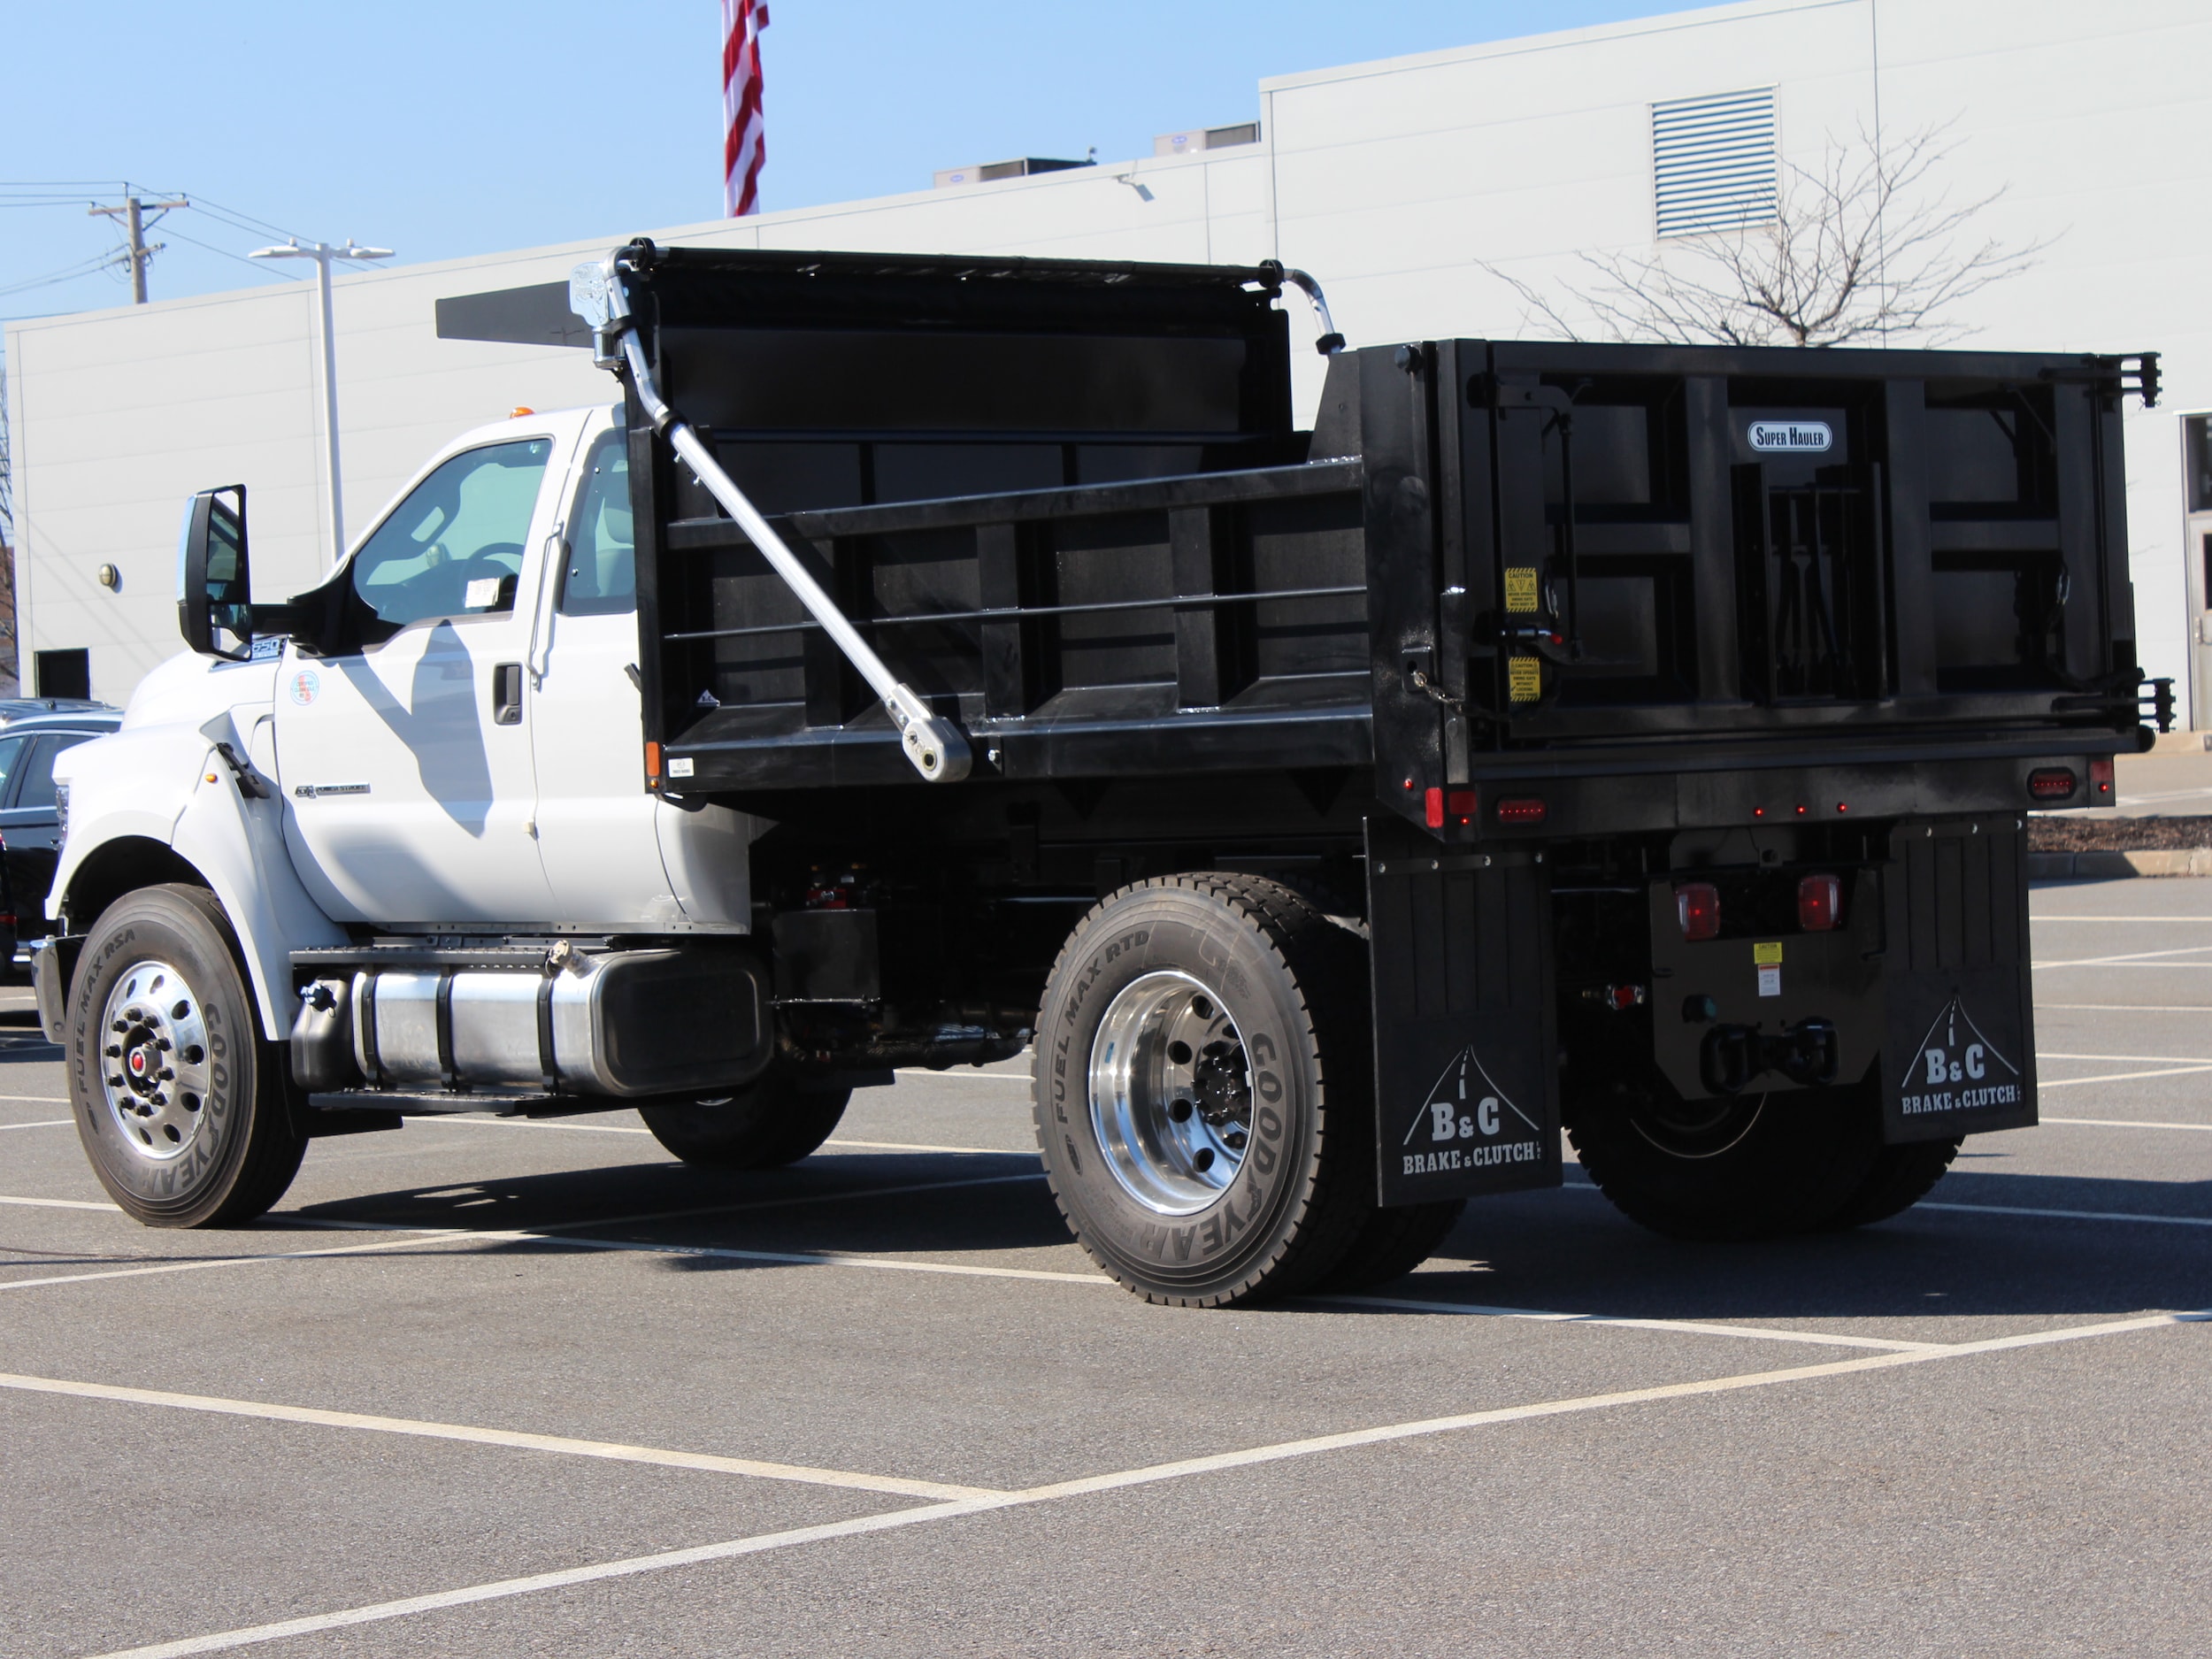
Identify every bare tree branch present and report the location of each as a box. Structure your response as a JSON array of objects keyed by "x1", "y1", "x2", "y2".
[{"x1": 1481, "y1": 119, "x2": 2055, "y2": 348}]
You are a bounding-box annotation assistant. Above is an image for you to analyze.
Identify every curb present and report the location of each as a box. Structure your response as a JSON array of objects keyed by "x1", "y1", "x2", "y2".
[{"x1": 2028, "y1": 849, "x2": 2212, "y2": 880}]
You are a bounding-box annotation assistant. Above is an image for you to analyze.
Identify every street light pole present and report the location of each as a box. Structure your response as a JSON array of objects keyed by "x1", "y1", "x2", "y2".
[{"x1": 250, "y1": 240, "x2": 393, "y2": 564}]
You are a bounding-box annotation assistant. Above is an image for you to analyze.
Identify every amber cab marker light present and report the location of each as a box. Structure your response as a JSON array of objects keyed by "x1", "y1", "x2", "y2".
[
  {"x1": 1798, "y1": 873, "x2": 1842, "y2": 933},
  {"x1": 1496, "y1": 796, "x2": 1546, "y2": 825},
  {"x1": 510, "y1": 406, "x2": 535, "y2": 419},
  {"x1": 2089, "y1": 757, "x2": 2116, "y2": 801},
  {"x1": 1677, "y1": 881, "x2": 1721, "y2": 941},
  {"x1": 2027, "y1": 767, "x2": 2078, "y2": 802}
]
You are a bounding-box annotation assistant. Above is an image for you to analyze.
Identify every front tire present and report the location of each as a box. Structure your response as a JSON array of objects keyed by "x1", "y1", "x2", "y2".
[
  {"x1": 1033, "y1": 875, "x2": 1373, "y2": 1307},
  {"x1": 69, "y1": 884, "x2": 305, "y2": 1228},
  {"x1": 640, "y1": 1071, "x2": 851, "y2": 1169}
]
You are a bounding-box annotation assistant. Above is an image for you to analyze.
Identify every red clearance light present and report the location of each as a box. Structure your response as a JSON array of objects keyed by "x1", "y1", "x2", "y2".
[
  {"x1": 2028, "y1": 767, "x2": 2078, "y2": 802},
  {"x1": 1447, "y1": 788, "x2": 1478, "y2": 826},
  {"x1": 1798, "y1": 873, "x2": 1842, "y2": 932},
  {"x1": 1496, "y1": 796, "x2": 1546, "y2": 825},
  {"x1": 1677, "y1": 881, "x2": 1721, "y2": 941},
  {"x1": 1425, "y1": 787, "x2": 1445, "y2": 828},
  {"x1": 2089, "y1": 757, "x2": 2115, "y2": 802}
]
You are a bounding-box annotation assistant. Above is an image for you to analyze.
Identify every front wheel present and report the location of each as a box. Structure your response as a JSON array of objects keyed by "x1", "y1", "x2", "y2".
[
  {"x1": 1033, "y1": 874, "x2": 1374, "y2": 1307},
  {"x1": 69, "y1": 884, "x2": 305, "y2": 1227}
]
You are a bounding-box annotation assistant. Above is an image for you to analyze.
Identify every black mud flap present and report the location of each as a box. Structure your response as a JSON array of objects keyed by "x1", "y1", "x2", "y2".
[
  {"x1": 1880, "y1": 817, "x2": 2037, "y2": 1143},
  {"x1": 1366, "y1": 817, "x2": 1561, "y2": 1206}
]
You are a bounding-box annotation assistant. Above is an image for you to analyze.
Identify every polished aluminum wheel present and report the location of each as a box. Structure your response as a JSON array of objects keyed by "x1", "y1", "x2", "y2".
[
  {"x1": 1088, "y1": 970, "x2": 1253, "y2": 1216},
  {"x1": 98, "y1": 958, "x2": 213, "y2": 1163}
]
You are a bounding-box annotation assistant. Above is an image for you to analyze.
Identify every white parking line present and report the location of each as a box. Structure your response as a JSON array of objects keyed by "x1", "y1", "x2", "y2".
[
  {"x1": 2040, "y1": 1064, "x2": 2212, "y2": 1087},
  {"x1": 2034, "y1": 1002, "x2": 2212, "y2": 1012},
  {"x1": 1306, "y1": 1293, "x2": 1944, "y2": 1352},
  {"x1": 0, "y1": 1118, "x2": 70, "y2": 1131},
  {"x1": 2043, "y1": 1116, "x2": 2212, "y2": 1133},
  {"x1": 2033, "y1": 946, "x2": 2212, "y2": 967},
  {"x1": 0, "y1": 1194, "x2": 119, "y2": 1211},
  {"x1": 1918, "y1": 1200, "x2": 2212, "y2": 1229},
  {"x1": 81, "y1": 1305, "x2": 2211, "y2": 1659},
  {"x1": 2032, "y1": 915, "x2": 2212, "y2": 922},
  {"x1": 408, "y1": 1113, "x2": 1036, "y2": 1160},
  {"x1": 2039, "y1": 1051, "x2": 2212, "y2": 1064},
  {"x1": 0, "y1": 1371, "x2": 1000, "y2": 1502}
]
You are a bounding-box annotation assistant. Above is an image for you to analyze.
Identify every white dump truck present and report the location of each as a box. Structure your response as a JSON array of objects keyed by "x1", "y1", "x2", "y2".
[{"x1": 37, "y1": 242, "x2": 2163, "y2": 1305}]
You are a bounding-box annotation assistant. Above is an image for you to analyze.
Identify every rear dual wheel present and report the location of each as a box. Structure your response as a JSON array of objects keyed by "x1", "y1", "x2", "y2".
[
  {"x1": 1034, "y1": 874, "x2": 1425, "y2": 1306},
  {"x1": 1567, "y1": 1070, "x2": 1959, "y2": 1240}
]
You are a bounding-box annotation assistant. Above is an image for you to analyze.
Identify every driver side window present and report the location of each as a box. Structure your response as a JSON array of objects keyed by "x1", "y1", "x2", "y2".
[{"x1": 350, "y1": 439, "x2": 552, "y2": 627}]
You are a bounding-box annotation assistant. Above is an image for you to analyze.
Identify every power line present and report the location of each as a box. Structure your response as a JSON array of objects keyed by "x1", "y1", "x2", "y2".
[{"x1": 88, "y1": 194, "x2": 188, "y2": 303}]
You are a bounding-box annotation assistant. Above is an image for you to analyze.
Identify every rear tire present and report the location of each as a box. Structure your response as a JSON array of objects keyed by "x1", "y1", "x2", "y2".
[
  {"x1": 640, "y1": 1071, "x2": 851, "y2": 1169},
  {"x1": 1567, "y1": 1071, "x2": 1882, "y2": 1242},
  {"x1": 1823, "y1": 1137, "x2": 1962, "y2": 1230},
  {"x1": 1033, "y1": 874, "x2": 1373, "y2": 1307},
  {"x1": 69, "y1": 884, "x2": 305, "y2": 1227}
]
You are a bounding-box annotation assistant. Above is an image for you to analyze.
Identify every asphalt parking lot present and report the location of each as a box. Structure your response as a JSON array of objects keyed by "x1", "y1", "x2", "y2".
[{"x1": 4, "y1": 874, "x2": 2209, "y2": 1658}]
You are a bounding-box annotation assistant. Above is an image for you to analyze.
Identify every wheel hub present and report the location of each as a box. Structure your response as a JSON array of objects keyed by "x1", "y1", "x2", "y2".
[
  {"x1": 1088, "y1": 970, "x2": 1253, "y2": 1217},
  {"x1": 98, "y1": 959, "x2": 213, "y2": 1164}
]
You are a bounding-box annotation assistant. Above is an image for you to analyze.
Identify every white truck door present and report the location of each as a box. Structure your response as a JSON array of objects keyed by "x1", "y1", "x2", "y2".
[
  {"x1": 528, "y1": 419, "x2": 693, "y2": 926},
  {"x1": 273, "y1": 428, "x2": 572, "y2": 925}
]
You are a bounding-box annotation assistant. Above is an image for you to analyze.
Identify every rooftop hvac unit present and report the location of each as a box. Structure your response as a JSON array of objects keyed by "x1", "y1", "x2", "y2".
[
  {"x1": 1153, "y1": 122, "x2": 1261, "y2": 157},
  {"x1": 933, "y1": 157, "x2": 1095, "y2": 189}
]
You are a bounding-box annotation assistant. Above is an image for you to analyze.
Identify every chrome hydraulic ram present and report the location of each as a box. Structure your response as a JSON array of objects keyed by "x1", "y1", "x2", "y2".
[{"x1": 570, "y1": 250, "x2": 971, "y2": 783}]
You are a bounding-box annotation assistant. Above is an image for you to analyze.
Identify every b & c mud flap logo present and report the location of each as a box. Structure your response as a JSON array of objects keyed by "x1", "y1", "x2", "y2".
[
  {"x1": 1899, "y1": 996, "x2": 2022, "y2": 1116},
  {"x1": 1402, "y1": 1046, "x2": 1544, "y2": 1175}
]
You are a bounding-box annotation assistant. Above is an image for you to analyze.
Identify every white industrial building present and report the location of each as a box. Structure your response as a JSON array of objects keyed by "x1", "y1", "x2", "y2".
[{"x1": 10, "y1": 0, "x2": 2211, "y2": 718}]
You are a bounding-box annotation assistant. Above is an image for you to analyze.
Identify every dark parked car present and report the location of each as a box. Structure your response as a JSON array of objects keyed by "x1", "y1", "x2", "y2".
[{"x1": 0, "y1": 710, "x2": 122, "y2": 978}]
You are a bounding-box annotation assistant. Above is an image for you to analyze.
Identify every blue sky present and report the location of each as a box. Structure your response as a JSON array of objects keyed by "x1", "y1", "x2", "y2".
[{"x1": 2, "y1": 2, "x2": 1688, "y2": 325}]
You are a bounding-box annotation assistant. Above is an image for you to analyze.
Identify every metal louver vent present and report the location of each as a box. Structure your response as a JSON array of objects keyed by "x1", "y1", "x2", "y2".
[{"x1": 1652, "y1": 88, "x2": 1778, "y2": 238}]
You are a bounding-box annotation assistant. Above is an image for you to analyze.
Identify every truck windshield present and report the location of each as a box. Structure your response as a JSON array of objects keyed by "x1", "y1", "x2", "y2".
[
  {"x1": 351, "y1": 439, "x2": 551, "y2": 626},
  {"x1": 559, "y1": 433, "x2": 634, "y2": 616}
]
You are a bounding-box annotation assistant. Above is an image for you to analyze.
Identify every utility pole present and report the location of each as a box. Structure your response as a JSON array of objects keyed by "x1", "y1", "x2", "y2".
[
  {"x1": 88, "y1": 194, "x2": 188, "y2": 303},
  {"x1": 249, "y1": 240, "x2": 394, "y2": 564}
]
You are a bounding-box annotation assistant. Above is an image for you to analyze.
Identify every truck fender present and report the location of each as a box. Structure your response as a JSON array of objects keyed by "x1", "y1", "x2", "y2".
[{"x1": 52, "y1": 710, "x2": 346, "y2": 1041}]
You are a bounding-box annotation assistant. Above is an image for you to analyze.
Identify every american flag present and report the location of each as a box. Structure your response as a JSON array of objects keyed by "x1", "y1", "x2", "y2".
[{"x1": 722, "y1": 0, "x2": 769, "y2": 218}]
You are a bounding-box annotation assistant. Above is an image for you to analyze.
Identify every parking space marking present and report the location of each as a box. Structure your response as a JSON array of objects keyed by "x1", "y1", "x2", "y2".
[
  {"x1": 0, "y1": 1194, "x2": 120, "y2": 1212},
  {"x1": 2034, "y1": 943, "x2": 2212, "y2": 966},
  {"x1": 894, "y1": 1068, "x2": 1028, "y2": 1083},
  {"x1": 2044, "y1": 1116, "x2": 2212, "y2": 1133},
  {"x1": 1919, "y1": 1200, "x2": 2212, "y2": 1229},
  {"x1": 2039, "y1": 1050, "x2": 2212, "y2": 1064},
  {"x1": 0, "y1": 1191, "x2": 2024, "y2": 1353},
  {"x1": 2034, "y1": 1002, "x2": 2212, "y2": 1011},
  {"x1": 0, "y1": 1371, "x2": 1001, "y2": 1502},
  {"x1": 81, "y1": 1305, "x2": 2212, "y2": 1659},
  {"x1": 2040, "y1": 1064, "x2": 2212, "y2": 1087},
  {"x1": 0, "y1": 1118, "x2": 71, "y2": 1131},
  {"x1": 0, "y1": 1094, "x2": 67, "y2": 1103},
  {"x1": 1304, "y1": 1293, "x2": 1946, "y2": 1351}
]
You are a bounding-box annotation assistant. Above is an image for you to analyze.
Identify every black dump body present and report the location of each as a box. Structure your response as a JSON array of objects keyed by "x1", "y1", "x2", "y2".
[{"x1": 617, "y1": 245, "x2": 2154, "y2": 1203}]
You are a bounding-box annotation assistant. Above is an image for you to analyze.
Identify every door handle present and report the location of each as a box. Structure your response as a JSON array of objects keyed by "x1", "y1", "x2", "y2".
[{"x1": 493, "y1": 662, "x2": 525, "y2": 725}]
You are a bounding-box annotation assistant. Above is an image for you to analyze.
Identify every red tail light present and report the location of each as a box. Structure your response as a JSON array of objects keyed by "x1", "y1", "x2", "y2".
[
  {"x1": 1798, "y1": 873, "x2": 1841, "y2": 932},
  {"x1": 1495, "y1": 797, "x2": 1546, "y2": 825},
  {"x1": 1676, "y1": 882, "x2": 1721, "y2": 941},
  {"x1": 2089, "y1": 757, "x2": 2115, "y2": 802},
  {"x1": 2027, "y1": 767, "x2": 2078, "y2": 801}
]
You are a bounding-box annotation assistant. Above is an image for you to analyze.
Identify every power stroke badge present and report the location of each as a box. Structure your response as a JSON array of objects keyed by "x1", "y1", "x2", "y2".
[
  {"x1": 1401, "y1": 1045, "x2": 1546, "y2": 1176},
  {"x1": 1899, "y1": 995, "x2": 2023, "y2": 1117}
]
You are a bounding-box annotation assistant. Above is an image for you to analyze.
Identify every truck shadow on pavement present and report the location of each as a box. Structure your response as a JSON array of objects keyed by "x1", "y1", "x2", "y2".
[{"x1": 287, "y1": 1152, "x2": 2211, "y2": 1323}]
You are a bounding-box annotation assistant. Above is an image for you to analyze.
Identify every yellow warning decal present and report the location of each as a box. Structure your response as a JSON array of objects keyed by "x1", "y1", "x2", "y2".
[
  {"x1": 1753, "y1": 941, "x2": 1784, "y2": 964},
  {"x1": 1508, "y1": 655, "x2": 1542, "y2": 703},
  {"x1": 1504, "y1": 567, "x2": 1540, "y2": 612}
]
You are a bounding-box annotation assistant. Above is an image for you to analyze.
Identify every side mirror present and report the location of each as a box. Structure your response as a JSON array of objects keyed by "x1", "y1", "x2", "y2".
[{"x1": 177, "y1": 485, "x2": 252, "y2": 660}]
